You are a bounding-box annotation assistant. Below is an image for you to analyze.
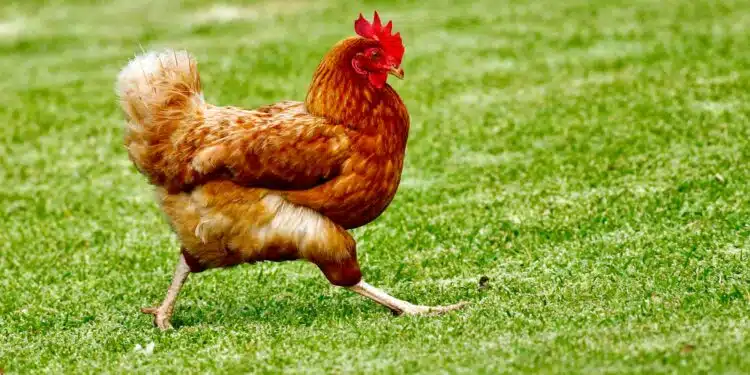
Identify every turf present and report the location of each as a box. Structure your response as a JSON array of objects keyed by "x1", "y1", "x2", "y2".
[{"x1": 1, "y1": 0, "x2": 749, "y2": 373}]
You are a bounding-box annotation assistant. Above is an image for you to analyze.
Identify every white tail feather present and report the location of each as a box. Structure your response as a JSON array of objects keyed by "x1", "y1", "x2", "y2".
[{"x1": 116, "y1": 49, "x2": 204, "y2": 126}]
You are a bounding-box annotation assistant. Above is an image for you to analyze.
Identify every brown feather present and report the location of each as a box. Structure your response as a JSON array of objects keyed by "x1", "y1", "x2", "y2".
[{"x1": 118, "y1": 36, "x2": 409, "y2": 278}]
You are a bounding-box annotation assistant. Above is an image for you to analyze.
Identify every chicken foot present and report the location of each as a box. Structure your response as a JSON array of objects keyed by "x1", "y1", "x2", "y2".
[
  {"x1": 141, "y1": 256, "x2": 465, "y2": 330},
  {"x1": 141, "y1": 253, "x2": 190, "y2": 330},
  {"x1": 348, "y1": 280, "x2": 467, "y2": 316}
]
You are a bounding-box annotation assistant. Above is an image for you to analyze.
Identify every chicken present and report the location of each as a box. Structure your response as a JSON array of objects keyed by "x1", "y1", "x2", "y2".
[{"x1": 117, "y1": 12, "x2": 466, "y2": 330}]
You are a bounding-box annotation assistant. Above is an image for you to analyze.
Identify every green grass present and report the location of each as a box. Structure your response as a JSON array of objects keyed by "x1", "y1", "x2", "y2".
[{"x1": 1, "y1": 0, "x2": 749, "y2": 373}]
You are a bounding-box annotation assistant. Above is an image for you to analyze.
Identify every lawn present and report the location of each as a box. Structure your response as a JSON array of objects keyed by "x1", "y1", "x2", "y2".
[{"x1": 1, "y1": 0, "x2": 749, "y2": 373}]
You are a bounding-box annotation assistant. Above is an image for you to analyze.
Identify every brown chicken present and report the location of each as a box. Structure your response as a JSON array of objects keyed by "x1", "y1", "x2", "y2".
[{"x1": 117, "y1": 12, "x2": 466, "y2": 330}]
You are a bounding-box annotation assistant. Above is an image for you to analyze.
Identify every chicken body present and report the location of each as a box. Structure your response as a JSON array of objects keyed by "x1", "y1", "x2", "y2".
[{"x1": 118, "y1": 36, "x2": 464, "y2": 330}]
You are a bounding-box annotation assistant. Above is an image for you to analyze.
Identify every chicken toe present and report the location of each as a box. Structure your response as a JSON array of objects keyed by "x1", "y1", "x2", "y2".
[
  {"x1": 141, "y1": 306, "x2": 174, "y2": 330},
  {"x1": 395, "y1": 301, "x2": 469, "y2": 316}
]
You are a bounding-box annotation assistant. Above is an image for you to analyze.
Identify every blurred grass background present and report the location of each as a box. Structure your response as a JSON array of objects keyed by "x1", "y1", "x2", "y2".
[{"x1": 0, "y1": 0, "x2": 749, "y2": 373}]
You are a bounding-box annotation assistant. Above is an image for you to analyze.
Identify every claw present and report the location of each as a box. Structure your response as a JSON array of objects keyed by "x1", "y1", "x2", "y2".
[{"x1": 141, "y1": 306, "x2": 174, "y2": 331}]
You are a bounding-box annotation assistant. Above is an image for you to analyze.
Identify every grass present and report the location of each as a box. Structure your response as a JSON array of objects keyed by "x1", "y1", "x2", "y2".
[{"x1": 1, "y1": 0, "x2": 749, "y2": 373}]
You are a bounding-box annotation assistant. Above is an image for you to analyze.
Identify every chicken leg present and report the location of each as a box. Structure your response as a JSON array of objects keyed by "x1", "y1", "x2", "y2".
[
  {"x1": 348, "y1": 280, "x2": 467, "y2": 316},
  {"x1": 141, "y1": 253, "x2": 190, "y2": 330}
]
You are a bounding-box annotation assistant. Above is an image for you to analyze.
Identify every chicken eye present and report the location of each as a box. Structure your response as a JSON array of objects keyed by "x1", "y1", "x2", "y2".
[{"x1": 370, "y1": 50, "x2": 380, "y2": 59}]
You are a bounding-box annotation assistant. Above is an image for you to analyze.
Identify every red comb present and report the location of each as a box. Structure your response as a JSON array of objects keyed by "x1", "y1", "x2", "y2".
[{"x1": 355, "y1": 11, "x2": 404, "y2": 65}]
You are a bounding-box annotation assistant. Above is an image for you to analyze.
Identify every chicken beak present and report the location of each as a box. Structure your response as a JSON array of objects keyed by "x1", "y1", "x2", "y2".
[{"x1": 389, "y1": 66, "x2": 404, "y2": 80}]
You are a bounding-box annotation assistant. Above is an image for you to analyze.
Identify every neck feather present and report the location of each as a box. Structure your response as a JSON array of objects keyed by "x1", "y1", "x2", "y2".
[{"x1": 305, "y1": 37, "x2": 409, "y2": 139}]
